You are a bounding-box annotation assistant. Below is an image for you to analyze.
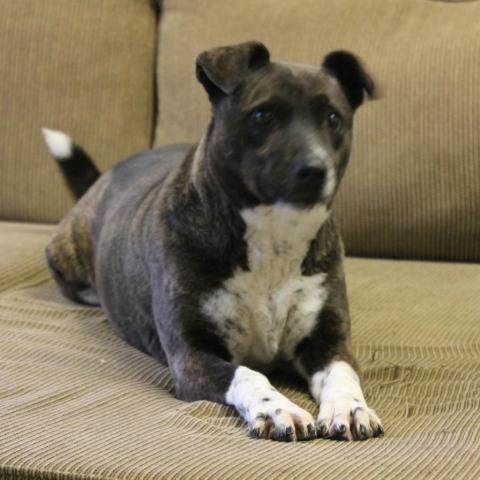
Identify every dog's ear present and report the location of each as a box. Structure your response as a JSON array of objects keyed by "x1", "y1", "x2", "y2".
[
  {"x1": 322, "y1": 51, "x2": 376, "y2": 110},
  {"x1": 196, "y1": 41, "x2": 270, "y2": 103}
]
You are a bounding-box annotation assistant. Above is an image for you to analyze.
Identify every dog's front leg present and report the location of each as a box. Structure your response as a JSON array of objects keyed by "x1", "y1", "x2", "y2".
[
  {"x1": 295, "y1": 306, "x2": 384, "y2": 441},
  {"x1": 154, "y1": 282, "x2": 316, "y2": 441},
  {"x1": 166, "y1": 346, "x2": 317, "y2": 441}
]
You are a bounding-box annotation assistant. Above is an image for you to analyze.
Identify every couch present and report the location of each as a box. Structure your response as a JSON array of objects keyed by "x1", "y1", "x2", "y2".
[{"x1": 1, "y1": 1, "x2": 479, "y2": 479}]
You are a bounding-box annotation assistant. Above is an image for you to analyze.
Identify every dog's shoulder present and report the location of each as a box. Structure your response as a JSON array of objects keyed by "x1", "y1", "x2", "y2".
[{"x1": 301, "y1": 212, "x2": 345, "y2": 276}]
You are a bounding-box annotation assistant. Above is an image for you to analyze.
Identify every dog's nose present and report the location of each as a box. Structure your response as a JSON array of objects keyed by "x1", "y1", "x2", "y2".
[{"x1": 293, "y1": 164, "x2": 327, "y2": 185}]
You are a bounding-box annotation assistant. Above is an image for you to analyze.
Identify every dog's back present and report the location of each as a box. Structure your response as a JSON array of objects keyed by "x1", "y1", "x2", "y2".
[{"x1": 43, "y1": 130, "x2": 191, "y2": 323}]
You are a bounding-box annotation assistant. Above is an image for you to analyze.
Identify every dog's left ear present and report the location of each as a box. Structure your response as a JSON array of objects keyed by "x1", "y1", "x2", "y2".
[
  {"x1": 196, "y1": 41, "x2": 270, "y2": 103},
  {"x1": 322, "y1": 51, "x2": 376, "y2": 110}
]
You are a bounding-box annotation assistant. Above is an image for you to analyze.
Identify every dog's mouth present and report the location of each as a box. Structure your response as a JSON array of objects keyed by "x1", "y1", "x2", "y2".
[
  {"x1": 242, "y1": 146, "x2": 338, "y2": 207},
  {"x1": 241, "y1": 150, "x2": 336, "y2": 208},
  {"x1": 253, "y1": 175, "x2": 328, "y2": 208}
]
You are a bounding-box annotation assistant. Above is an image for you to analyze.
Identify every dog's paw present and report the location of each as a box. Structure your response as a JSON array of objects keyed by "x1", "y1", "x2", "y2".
[
  {"x1": 247, "y1": 398, "x2": 317, "y2": 442},
  {"x1": 316, "y1": 396, "x2": 384, "y2": 441},
  {"x1": 227, "y1": 366, "x2": 316, "y2": 442}
]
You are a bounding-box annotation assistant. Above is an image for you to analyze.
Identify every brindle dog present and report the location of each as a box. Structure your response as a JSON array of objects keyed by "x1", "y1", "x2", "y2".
[{"x1": 43, "y1": 41, "x2": 383, "y2": 442}]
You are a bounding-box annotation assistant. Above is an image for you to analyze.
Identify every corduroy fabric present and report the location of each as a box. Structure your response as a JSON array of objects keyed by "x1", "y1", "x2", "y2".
[
  {"x1": 154, "y1": 0, "x2": 480, "y2": 262},
  {"x1": 0, "y1": 0, "x2": 157, "y2": 224},
  {"x1": 1, "y1": 221, "x2": 479, "y2": 480}
]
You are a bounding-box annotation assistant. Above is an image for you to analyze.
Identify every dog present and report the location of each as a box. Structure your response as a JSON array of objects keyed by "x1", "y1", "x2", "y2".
[{"x1": 42, "y1": 41, "x2": 383, "y2": 442}]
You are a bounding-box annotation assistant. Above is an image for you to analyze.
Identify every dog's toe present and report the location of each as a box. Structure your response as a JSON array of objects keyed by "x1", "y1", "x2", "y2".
[
  {"x1": 247, "y1": 400, "x2": 315, "y2": 442},
  {"x1": 317, "y1": 397, "x2": 383, "y2": 441}
]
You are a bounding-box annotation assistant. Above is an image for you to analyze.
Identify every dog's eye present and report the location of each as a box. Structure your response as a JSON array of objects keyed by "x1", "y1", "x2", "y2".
[
  {"x1": 251, "y1": 108, "x2": 275, "y2": 126},
  {"x1": 327, "y1": 111, "x2": 342, "y2": 131}
]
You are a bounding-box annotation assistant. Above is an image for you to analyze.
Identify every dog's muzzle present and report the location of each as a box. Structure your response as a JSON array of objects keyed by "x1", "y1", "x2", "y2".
[{"x1": 288, "y1": 152, "x2": 333, "y2": 206}]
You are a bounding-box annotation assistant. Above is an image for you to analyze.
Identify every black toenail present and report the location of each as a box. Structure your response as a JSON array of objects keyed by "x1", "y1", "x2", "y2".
[
  {"x1": 285, "y1": 426, "x2": 294, "y2": 438},
  {"x1": 335, "y1": 424, "x2": 346, "y2": 434},
  {"x1": 360, "y1": 425, "x2": 368, "y2": 438},
  {"x1": 318, "y1": 425, "x2": 328, "y2": 437},
  {"x1": 307, "y1": 424, "x2": 315, "y2": 435},
  {"x1": 375, "y1": 425, "x2": 385, "y2": 436}
]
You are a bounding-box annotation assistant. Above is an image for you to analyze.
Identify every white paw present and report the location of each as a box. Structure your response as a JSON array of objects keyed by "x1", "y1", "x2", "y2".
[
  {"x1": 311, "y1": 361, "x2": 384, "y2": 441},
  {"x1": 316, "y1": 396, "x2": 384, "y2": 441},
  {"x1": 226, "y1": 366, "x2": 316, "y2": 442},
  {"x1": 247, "y1": 396, "x2": 317, "y2": 441}
]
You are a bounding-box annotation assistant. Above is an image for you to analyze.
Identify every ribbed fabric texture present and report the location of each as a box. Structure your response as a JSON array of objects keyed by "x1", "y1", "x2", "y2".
[
  {"x1": 154, "y1": 0, "x2": 480, "y2": 261},
  {"x1": 0, "y1": 0, "x2": 157, "y2": 224},
  {"x1": 1, "y1": 222, "x2": 479, "y2": 479}
]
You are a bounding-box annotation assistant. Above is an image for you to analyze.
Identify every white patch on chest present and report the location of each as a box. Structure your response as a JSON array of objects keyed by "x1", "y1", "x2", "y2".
[{"x1": 202, "y1": 204, "x2": 329, "y2": 369}]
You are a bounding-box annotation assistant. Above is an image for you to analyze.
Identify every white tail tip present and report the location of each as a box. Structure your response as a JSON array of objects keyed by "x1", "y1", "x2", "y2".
[{"x1": 42, "y1": 127, "x2": 73, "y2": 160}]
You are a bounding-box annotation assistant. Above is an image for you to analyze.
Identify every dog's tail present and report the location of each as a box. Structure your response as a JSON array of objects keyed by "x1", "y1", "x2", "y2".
[{"x1": 41, "y1": 128, "x2": 101, "y2": 200}]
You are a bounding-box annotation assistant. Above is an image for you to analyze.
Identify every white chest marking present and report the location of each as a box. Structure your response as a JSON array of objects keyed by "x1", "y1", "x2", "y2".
[{"x1": 202, "y1": 204, "x2": 329, "y2": 368}]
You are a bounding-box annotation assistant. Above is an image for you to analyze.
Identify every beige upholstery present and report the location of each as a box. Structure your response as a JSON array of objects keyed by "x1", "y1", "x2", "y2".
[
  {"x1": 0, "y1": 0, "x2": 157, "y2": 223},
  {"x1": 1, "y1": 222, "x2": 479, "y2": 479},
  {"x1": 154, "y1": 0, "x2": 480, "y2": 261}
]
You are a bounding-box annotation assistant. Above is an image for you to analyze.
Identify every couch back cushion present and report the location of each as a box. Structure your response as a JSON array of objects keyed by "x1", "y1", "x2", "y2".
[
  {"x1": 0, "y1": 0, "x2": 157, "y2": 223},
  {"x1": 155, "y1": 0, "x2": 480, "y2": 262}
]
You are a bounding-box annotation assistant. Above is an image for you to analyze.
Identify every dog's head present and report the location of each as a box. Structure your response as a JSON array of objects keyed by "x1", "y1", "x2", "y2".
[{"x1": 196, "y1": 41, "x2": 375, "y2": 208}]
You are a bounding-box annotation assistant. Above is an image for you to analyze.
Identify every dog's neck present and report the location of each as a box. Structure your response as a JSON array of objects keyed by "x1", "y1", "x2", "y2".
[
  {"x1": 190, "y1": 126, "x2": 259, "y2": 214},
  {"x1": 172, "y1": 123, "x2": 334, "y2": 278}
]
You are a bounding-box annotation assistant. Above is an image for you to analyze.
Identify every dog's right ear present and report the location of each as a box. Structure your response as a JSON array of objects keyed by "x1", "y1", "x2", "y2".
[{"x1": 196, "y1": 41, "x2": 270, "y2": 103}]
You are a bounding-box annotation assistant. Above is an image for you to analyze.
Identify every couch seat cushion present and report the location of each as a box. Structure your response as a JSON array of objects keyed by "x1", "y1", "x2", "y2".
[{"x1": 1, "y1": 221, "x2": 479, "y2": 479}]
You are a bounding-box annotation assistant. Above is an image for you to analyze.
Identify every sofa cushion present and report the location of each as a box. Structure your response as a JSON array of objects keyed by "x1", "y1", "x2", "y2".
[
  {"x1": 1, "y1": 221, "x2": 479, "y2": 479},
  {"x1": 0, "y1": 0, "x2": 157, "y2": 223},
  {"x1": 154, "y1": 0, "x2": 480, "y2": 262}
]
